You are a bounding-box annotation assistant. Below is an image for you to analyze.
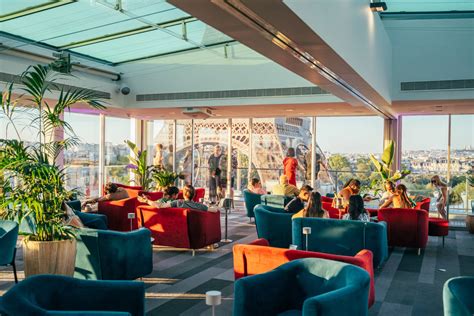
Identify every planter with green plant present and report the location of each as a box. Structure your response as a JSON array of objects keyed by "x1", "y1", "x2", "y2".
[
  {"x1": 125, "y1": 140, "x2": 155, "y2": 191},
  {"x1": 0, "y1": 64, "x2": 105, "y2": 276},
  {"x1": 368, "y1": 140, "x2": 411, "y2": 197},
  {"x1": 153, "y1": 169, "x2": 184, "y2": 191}
]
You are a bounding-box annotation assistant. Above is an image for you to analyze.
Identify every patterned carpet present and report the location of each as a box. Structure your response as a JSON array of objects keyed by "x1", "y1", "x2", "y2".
[{"x1": 1, "y1": 205, "x2": 473, "y2": 316}]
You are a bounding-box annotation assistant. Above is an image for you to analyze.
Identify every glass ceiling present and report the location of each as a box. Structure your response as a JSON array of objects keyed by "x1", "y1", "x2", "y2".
[
  {"x1": 0, "y1": 0, "x2": 234, "y2": 65},
  {"x1": 383, "y1": 0, "x2": 474, "y2": 12}
]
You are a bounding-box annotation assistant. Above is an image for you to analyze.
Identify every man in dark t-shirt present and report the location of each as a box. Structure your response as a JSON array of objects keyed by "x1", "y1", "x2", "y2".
[{"x1": 285, "y1": 185, "x2": 313, "y2": 213}]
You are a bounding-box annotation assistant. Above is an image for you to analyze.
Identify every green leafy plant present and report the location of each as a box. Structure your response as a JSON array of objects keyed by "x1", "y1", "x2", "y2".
[
  {"x1": 125, "y1": 140, "x2": 155, "y2": 191},
  {"x1": 369, "y1": 140, "x2": 411, "y2": 196},
  {"x1": 0, "y1": 64, "x2": 105, "y2": 241},
  {"x1": 153, "y1": 169, "x2": 184, "y2": 191}
]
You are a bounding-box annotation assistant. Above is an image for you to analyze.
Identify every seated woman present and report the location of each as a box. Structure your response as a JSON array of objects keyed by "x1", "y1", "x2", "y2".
[
  {"x1": 379, "y1": 183, "x2": 415, "y2": 209},
  {"x1": 81, "y1": 182, "x2": 129, "y2": 211},
  {"x1": 342, "y1": 195, "x2": 370, "y2": 222},
  {"x1": 292, "y1": 191, "x2": 329, "y2": 219},
  {"x1": 272, "y1": 175, "x2": 299, "y2": 197},
  {"x1": 139, "y1": 184, "x2": 214, "y2": 212},
  {"x1": 247, "y1": 178, "x2": 266, "y2": 195},
  {"x1": 379, "y1": 180, "x2": 395, "y2": 207},
  {"x1": 157, "y1": 186, "x2": 179, "y2": 203}
]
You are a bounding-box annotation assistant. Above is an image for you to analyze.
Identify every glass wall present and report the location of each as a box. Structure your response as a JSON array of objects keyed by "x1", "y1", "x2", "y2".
[
  {"x1": 449, "y1": 115, "x2": 474, "y2": 214},
  {"x1": 316, "y1": 116, "x2": 384, "y2": 193},
  {"x1": 147, "y1": 120, "x2": 174, "y2": 171},
  {"x1": 64, "y1": 112, "x2": 100, "y2": 198},
  {"x1": 0, "y1": 107, "x2": 39, "y2": 143},
  {"x1": 104, "y1": 117, "x2": 131, "y2": 184},
  {"x1": 401, "y1": 115, "x2": 449, "y2": 203},
  {"x1": 175, "y1": 120, "x2": 193, "y2": 185}
]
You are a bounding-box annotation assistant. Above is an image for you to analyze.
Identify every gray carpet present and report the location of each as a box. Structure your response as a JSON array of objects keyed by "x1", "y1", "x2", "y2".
[{"x1": 1, "y1": 205, "x2": 473, "y2": 316}]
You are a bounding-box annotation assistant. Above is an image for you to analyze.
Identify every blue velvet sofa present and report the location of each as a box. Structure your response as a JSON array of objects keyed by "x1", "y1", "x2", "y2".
[
  {"x1": 254, "y1": 204, "x2": 293, "y2": 248},
  {"x1": 443, "y1": 276, "x2": 474, "y2": 316},
  {"x1": 234, "y1": 257, "x2": 370, "y2": 316},
  {"x1": 66, "y1": 200, "x2": 108, "y2": 230},
  {"x1": 0, "y1": 274, "x2": 145, "y2": 315},
  {"x1": 75, "y1": 228, "x2": 153, "y2": 280},
  {"x1": 292, "y1": 217, "x2": 388, "y2": 268},
  {"x1": 0, "y1": 220, "x2": 19, "y2": 283},
  {"x1": 243, "y1": 189, "x2": 262, "y2": 220},
  {"x1": 261, "y1": 194, "x2": 293, "y2": 209}
]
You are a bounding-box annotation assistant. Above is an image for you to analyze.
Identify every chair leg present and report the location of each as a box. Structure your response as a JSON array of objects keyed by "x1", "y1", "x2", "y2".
[
  {"x1": 192, "y1": 249, "x2": 196, "y2": 257},
  {"x1": 417, "y1": 248, "x2": 421, "y2": 256},
  {"x1": 12, "y1": 248, "x2": 18, "y2": 283},
  {"x1": 442, "y1": 236, "x2": 445, "y2": 247}
]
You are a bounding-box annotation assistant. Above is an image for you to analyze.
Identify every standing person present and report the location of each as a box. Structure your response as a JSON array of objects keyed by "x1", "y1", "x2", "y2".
[
  {"x1": 379, "y1": 183, "x2": 415, "y2": 209},
  {"x1": 431, "y1": 175, "x2": 448, "y2": 219},
  {"x1": 343, "y1": 195, "x2": 370, "y2": 222},
  {"x1": 153, "y1": 144, "x2": 164, "y2": 169},
  {"x1": 208, "y1": 145, "x2": 223, "y2": 204},
  {"x1": 283, "y1": 147, "x2": 298, "y2": 186},
  {"x1": 305, "y1": 149, "x2": 323, "y2": 181},
  {"x1": 292, "y1": 191, "x2": 329, "y2": 219}
]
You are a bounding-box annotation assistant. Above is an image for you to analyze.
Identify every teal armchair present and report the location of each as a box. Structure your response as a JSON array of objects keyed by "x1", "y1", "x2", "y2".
[
  {"x1": 292, "y1": 217, "x2": 388, "y2": 268},
  {"x1": 66, "y1": 200, "x2": 108, "y2": 230},
  {"x1": 443, "y1": 276, "x2": 474, "y2": 316},
  {"x1": 0, "y1": 220, "x2": 19, "y2": 283},
  {"x1": 75, "y1": 228, "x2": 153, "y2": 280},
  {"x1": 243, "y1": 189, "x2": 262, "y2": 220},
  {"x1": 234, "y1": 258, "x2": 370, "y2": 316},
  {"x1": 0, "y1": 274, "x2": 145, "y2": 315},
  {"x1": 261, "y1": 194, "x2": 292, "y2": 209},
  {"x1": 254, "y1": 204, "x2": 293, "y2": 248}
]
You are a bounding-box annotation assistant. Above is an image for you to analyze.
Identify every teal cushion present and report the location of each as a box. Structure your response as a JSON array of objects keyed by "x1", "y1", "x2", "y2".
[
  {"x1": 443, "y1": 276, "x2": 474, "y2": 316},
  {"x1": 254, "y1": 204, "x2": 293, "y2": 248}
]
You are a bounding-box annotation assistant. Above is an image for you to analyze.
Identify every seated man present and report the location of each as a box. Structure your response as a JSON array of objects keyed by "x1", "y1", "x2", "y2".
[
  {"x1": 82, "y1": 182, "x2": 129, "y2": 211},
  {"x1": 285, "y1": 185, "x2": 313, "y2": 213},
  {"x1": 139, "y1": 184, "x2": 213, "y2": 212},
  {"x1": 272, "y1": 175, "x2": 299, "y2": 197}
]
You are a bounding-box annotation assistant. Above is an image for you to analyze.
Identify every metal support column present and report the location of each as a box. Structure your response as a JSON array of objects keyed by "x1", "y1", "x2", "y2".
[
  {"x1": 173, "y1": 120, "x2": 177, "y2": 173},
  {"x1": 247, "y1": 118, "x2": 253, "y2": 183},
  {"x1": 226, "y1": 118, "x2": 232, "y2": 197},
  {"x1": 191, "y1": 119, "x2": 195, "y2": 185},
  {"x1": 447, "y1": 114, "x2": 452, "y2": 221},
  {"x1": 98, "y1": 114, "x2": 105, "y2": 196},
  {"x1": 311, "y1": 117, "x2": 317, "y2": 189}
]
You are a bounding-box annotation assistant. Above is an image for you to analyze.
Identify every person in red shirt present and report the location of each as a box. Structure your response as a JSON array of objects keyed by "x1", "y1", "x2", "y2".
[{"x1": 283, "y1": 147, "x2": 298, "y2": 186}]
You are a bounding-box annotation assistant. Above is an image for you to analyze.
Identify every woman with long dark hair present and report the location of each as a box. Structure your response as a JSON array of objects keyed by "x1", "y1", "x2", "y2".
[
  {"x1": 343, "y1": 195, "x2": 370, "y2": 222},
  {"x1": 292, "y1": 191, "x2": 329, "y2": 219},
  {"x1": 379, "y1": 183, "x2": 415, "y2": 209}
]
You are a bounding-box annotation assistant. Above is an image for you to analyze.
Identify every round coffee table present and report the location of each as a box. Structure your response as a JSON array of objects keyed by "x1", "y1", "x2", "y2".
[{"x1": 465, "y1": 214, "x2": 474, "y2": 234}]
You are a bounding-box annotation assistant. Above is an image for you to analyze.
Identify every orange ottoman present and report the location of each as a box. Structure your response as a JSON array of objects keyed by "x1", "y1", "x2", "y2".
[{"x1": 428, "y1": 218, "x2": 449, "y2": 246}]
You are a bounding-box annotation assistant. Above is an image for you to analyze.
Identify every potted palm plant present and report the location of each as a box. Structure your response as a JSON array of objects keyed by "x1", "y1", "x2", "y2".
[{"x1": 0, "y1": 64, "x2": 105, "y2": 277}]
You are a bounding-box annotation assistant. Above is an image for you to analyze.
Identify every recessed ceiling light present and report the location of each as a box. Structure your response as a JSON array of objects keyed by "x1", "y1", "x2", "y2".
[
  {"x1": 215, "y1": 114, "x2": 222, "y2": 116},
  {"x1": 170, "y1": 112, "x2": 176, "y2": 114},
  {"x1": 326, "y1": 108, "x2": 334, "y2": 111},
  {"x1": 298, "y1": 112, "x2": 305, "y2": 115},
  {"x1": 285, "y1": 109, "x2": 294, "y2": 112}
]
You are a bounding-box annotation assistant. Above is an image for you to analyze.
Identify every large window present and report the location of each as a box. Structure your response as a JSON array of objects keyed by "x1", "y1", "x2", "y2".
[
  {"x1": 0, "y1": 107, "x2": 39, "y2": 143},
  {"x1": 401, "y1": 115, "x2": 449, "y2": 204},
  {"x1": 316, "y1": 116, "x2": 384, "y2": 193},
  {"x1": 176, "y1": 120, "x2": 193, "y2": 185},
  {"x1": 147, "y1": 120, "x2": 174, "y2": 171},
  {"x1": 64, "y1": 112, "x2": 100, "y2": 198},
  {"x1": 105, "y1": 117, "x2": 131, "y2": 185},
  {"x1": 450, "y1": 115, "x2": 474, "y2": 214}
]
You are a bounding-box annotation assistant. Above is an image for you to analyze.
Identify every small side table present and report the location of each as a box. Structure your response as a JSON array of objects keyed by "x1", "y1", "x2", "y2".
[{"x1": 466, "y1": 214, "x2": 474, "y2": 234}]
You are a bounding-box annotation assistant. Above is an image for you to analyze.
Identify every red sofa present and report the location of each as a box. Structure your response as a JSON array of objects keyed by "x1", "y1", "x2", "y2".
[
  {"x1": 137, "y1": 205, "x2": 221, "y2": 253},
  {"x1": 233, "y1": 238, "x2": 375, "y2": 307},
  {"x1": 322, "y1": 201, "x2": 346, "y2": 219},
  {"x1": 378, "y1": 208, "x2": 429, "y2": 252},
  {"x1": 176, "y1": 188, "x2": 206, "y2": 202},
  {"x1": 321, "y1": 196, "x2": 333, "y2": 203}
]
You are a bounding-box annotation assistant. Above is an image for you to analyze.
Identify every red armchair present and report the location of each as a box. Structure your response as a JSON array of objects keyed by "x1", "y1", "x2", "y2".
[
  {"x1": 378, "y1": 208, "x2": 429, "y2": 253},
  {"x1": 233, "y1": 238, "x2": 375, "y2": 307},
  {"x1": 98, "y1": 197, "x2": 140, "y2": 231},
  {"x1": 177, "y1": 188, "x2": 206, "y2": 202},
  {"x1": 415, "y1": 198, "x2": 431, "y2": 211},
  {"x1": 137, "y1": 205, "x2": 221, "y2": 254}
]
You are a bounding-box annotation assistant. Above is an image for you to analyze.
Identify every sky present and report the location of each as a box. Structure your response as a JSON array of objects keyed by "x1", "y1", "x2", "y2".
[{"x1": 1, "y1": 112, "x2": 473, "y2": 153}]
